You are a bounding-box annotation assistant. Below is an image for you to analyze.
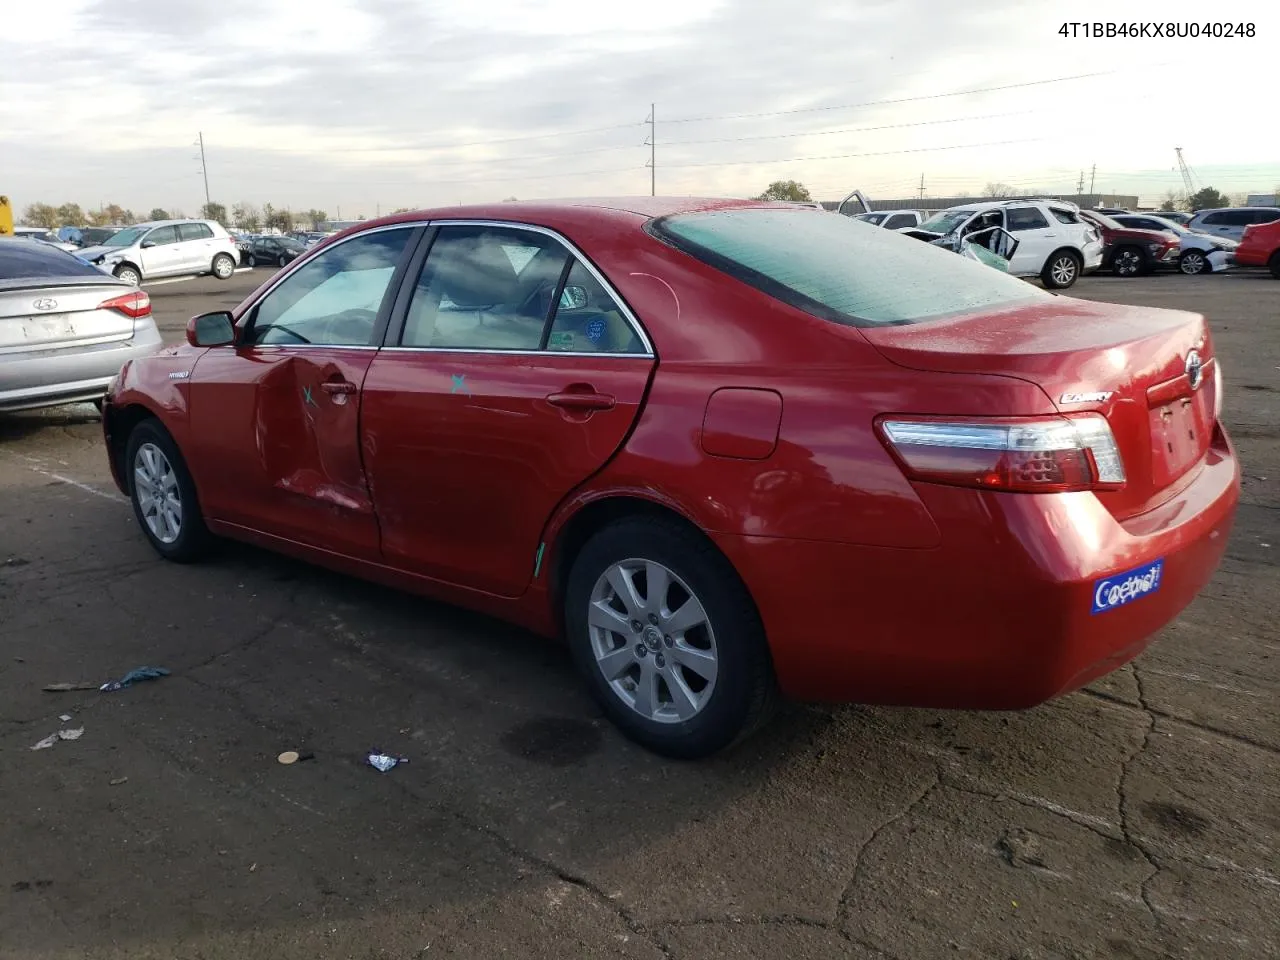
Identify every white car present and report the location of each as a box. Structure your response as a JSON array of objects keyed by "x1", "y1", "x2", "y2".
[
  {"x1": 906, "y1": 199, "x2": 1104, "y2": 289},
  {"x1": 12, "y1": 227, "x2": 80, "y2": 253},
  {"x1": 1111, "y1": 213, "x2": 1236, "y2": 275},
  {"x1": 854, "y1": 209, "x2": 927, "y2": 230},
  {"x1": 75, "y1": 219, "x2": 240, "y2": 286}
]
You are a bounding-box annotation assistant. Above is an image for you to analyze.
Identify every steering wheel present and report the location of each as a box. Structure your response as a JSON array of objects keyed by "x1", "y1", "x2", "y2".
[{"x1": 253, "y1": 324, "x2": 311, "y2": 345}]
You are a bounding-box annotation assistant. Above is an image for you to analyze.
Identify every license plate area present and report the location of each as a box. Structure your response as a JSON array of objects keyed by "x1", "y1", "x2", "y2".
[{"x1": 1148, "y1": 396, "x2": 1208, "y2": 486}]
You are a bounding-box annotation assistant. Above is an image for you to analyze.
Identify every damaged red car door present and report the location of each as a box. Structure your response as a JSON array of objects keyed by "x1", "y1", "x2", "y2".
[{"x1": 187, "y1": 226, "x2": 419, "y2": 559}]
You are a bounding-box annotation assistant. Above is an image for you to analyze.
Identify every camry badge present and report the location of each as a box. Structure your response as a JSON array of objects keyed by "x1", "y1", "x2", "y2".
[
  {"x1": 32, "y1": 298, "x2": 57, "y2": 311},
  {"x1": 1059, "y1": 391, "x2": 1113, "y2": 404},
  {"x1": 1185, "y1": 350, "x2": 1204, "y2": 390}
]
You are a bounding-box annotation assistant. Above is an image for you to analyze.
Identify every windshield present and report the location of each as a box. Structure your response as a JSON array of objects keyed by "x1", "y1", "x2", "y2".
[
  {"x1": 103, "y1": 226, "x2": 148, "y2": 247},
  {"x1": 652, "y1": 207, "x2": 1045, "y2": 327},
  {"x1": 916, "y1": 210, "x2": 973, "y2": 235}
]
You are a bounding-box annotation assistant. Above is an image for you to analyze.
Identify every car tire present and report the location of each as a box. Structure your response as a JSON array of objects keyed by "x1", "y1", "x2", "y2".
[
  {"x1": 124, "y1": 419, "x2": 213, "y2": 563},
  {"x1": 1111, "y1": 246, "x2": 1144, "y2": 277},
  {"x1": 247, "y1": 253, "x2": 257, "y2": 267},
  {"x1": 564, "y1": 516, "x2": 777, "y2": 759},
  {"x1": 113, "y1": 264, "x2": 142, "y2": 287},
  {"x1": 1269, "y1": 251, "x2": 1280, "y2": 279},
  {"x1": 1179, "y1": 250, "x2": 1209, "y2": 275},
  {"x1": 211, "y1": 253, "x2": 235, "y2": 280},
  {"x1": 278, "y1": 254, "x2": 288, "y2": 268},
  {"x1": 1041, "y1": 250, "x2": 1081, "y2": 289}
]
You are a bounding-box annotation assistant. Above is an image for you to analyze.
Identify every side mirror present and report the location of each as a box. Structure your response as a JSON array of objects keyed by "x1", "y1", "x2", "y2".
[
  {"x1": 186, "y1": 311, "x2": 236, "y2": 347},
  {"x1": 558, "y1": 285, "x2": 588, "y2": 310},
  {"x1": 140, "y1": 239, "x2": 156, "y2": 248}
]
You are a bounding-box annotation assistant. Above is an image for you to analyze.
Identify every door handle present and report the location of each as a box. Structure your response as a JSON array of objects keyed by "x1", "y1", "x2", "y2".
[
  {"x1": 321, "y1": 380, "x2": 357, "y2": 395},
  {"x1": 547, "y1": 389, "x2": 615, "y2": 411}
]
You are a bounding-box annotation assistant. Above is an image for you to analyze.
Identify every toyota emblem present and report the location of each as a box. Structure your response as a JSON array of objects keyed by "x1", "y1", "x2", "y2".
[
  {"x1": 1185, "y1": 349, "x2": 1204, "y2": 391},
  {"x1": 32, "y1": 298, "x2": 58, "y2": 311}
]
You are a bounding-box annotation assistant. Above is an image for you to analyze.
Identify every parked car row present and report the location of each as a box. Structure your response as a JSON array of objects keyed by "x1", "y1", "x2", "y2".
[
  {"x1": 77, "y1": 219, "x2": 241, "y2": 285},
  {"x1": 839, "y1": 191, "x2": 1280, "y2": 286}
]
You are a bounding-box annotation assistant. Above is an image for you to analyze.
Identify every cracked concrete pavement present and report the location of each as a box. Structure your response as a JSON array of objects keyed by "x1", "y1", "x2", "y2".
[{"x1": 0, "y1": 270, "x2": 1276, "y2": 959}]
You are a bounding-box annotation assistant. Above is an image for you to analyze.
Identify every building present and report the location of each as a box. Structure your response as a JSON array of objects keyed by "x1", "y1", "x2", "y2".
[
  {"x1": 1246, "y1": 194, "x2": 1279, "y2": 207},
  {"x1": 822, "y1": 193, "x2": 1140, "y2": 214}
]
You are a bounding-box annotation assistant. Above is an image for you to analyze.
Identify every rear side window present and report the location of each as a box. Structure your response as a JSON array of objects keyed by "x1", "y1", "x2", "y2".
[
  {"x1": 1006, "y1": 206, "x2": 1050, "y2": 231},
  {"x1": 652, "y1": 208, "x2": 1046, "y2": 327},
  {"x1": 1251, "y1": 209, "x2": 1280, "y2": 224},
  {"x1": 179, "y1": 223, "x2": 214, "y2": 241},
  {"x1": 1198, "y1": 212, "x2": 1226, "y2": 225},
  {"x1": 883, "y1": 214, "x2": 917, "y2": 230},
  {"x1": 1051, "y1": 209, "x2": 1081, "y2": 224},
  {"x1": 0, "y1": 240, "x2": 107, "y2": 279}
]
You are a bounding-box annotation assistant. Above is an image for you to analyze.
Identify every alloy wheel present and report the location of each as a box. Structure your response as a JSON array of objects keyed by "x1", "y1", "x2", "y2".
[
  {"x1": 1180, "y1": 251, "x2": 1207, "y2": 275},
  {"x1": 1114, "y1": 250, "x2": 1141, "y2": 276},
  {"x1": 213, "y1": 256, "x2": 234, "y2": 279},
  {"x1": 588, "y1": 559, "x2": 719, "y2": 724},
  {"x1": 1050, "y1": 256, "x2": 1077, "y2": 286},
  {"x1": 133, "y1": 442, "x2": 182, "y2": 544}
]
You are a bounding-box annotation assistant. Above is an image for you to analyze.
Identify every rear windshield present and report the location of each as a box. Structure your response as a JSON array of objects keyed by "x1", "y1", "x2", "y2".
[
  {"x1": 651, "y1": 208, "x2": 1046, "y2": 326},
  {"x1": 0, "y1": 240, "x2": 108, "y2": 279}
]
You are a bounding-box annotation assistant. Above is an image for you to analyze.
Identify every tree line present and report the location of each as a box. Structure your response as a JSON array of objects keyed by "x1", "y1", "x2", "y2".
[{"x1": 21, "y1": 200, "x2": 332, "y2": 233}]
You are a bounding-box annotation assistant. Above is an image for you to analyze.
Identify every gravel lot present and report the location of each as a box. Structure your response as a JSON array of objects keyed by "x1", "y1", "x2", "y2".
[{"x1": 1, "y1": 267, "x2": 1276, "y2": 960}]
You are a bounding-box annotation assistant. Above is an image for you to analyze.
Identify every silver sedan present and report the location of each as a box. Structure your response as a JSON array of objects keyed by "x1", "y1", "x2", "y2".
[{"x1": 0, "y1": 238, "x2": 163, "y2": 412}]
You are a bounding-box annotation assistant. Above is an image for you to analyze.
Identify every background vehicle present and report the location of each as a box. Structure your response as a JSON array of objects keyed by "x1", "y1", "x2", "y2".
[
  {"x1": 1112, "y1": 213, "x2": 1235, "y2": 275},
  {"x1": 903, "y1": 198, "x2": 1103, "y2": 288},
  {"x1": 1148, "y1": 210, "x2": 1192, "y2": 227},
  {"x1": 245, "y1": 235, "x2": 305, "y2": 267},
  {"x1": 854, "y1": 209, "x2": 926, "y2": 230},
  {"x1": 0, "y1": 238, "x2": 163, "y2": 412},
  {"x1": 13, "y1": 226, "x2": 80, "y2": 253},
  {"x1": 76, "y1": 219, "x2": 240, "y2": 286},
  {"x1": 102, "y1": 199, "x2": 1236, "y2": 758},
  {"x1": 1186, "y1": 207, "x2": 1280, "y2": 242},
  {"x1": 1078, "y1": 209, "x2": 1179, "y2": 277},
  {"x1": 1233, "y1": 219, "x2": 1280, "y2": 278}
]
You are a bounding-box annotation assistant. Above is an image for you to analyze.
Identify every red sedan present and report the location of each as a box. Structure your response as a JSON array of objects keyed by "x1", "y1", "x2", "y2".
[{"x1": 101, "y1": 198, "x2": 1239, "y2": 758}]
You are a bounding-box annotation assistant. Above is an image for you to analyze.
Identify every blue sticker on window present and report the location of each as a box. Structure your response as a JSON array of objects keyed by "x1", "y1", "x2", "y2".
[
  {"x1": 585, "y1": 318, "x2": 607, "y2": 343},
  {"x1": 1091, "y1": 558, "x2": 1163, "y2": 615}
]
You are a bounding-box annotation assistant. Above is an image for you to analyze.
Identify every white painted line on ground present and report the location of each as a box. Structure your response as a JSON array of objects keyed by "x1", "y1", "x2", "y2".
[
  {"x1": 4, "y1": 454, "x2": 125, "y2": 502},
  {"x1": 143, "y1": 267, "x2": 252, "y2": 289}
]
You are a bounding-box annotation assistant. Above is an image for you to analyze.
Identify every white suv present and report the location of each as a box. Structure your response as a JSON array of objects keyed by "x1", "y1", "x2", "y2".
[
  {"x1": 910, "y1": 199, "x2": 1104, "y2": 289},
  {"x1": 77, "y1": 219, "x2": 240, "y2": 286}
]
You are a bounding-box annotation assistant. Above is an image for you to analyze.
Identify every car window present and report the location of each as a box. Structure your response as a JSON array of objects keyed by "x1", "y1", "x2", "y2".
[
  {"x1": 179, "y1": 223, "x2": 213, "y2": 241},
  {"x1": 1049, "y1": 209, "x2": 1080, "y2": 225},
  {"x1": 653, "y1": 208, "x2": 1046, "y2": 327},
  {"x1": 145, "y1": 226, "x2": 179, "y2": 246},
  {"x1": 248, "y1": 228, "x2": 414, "y2": 346},
  {"x1": 1251, "y1": 209, "x2": 1280, "y2": 224},
  {"x1": 544, "y1": 260, "x2": 643, "y2": 354},
  {"x1": 1005, "y1": 206, "x2": 1050, "y2": 231},
  {"x1": 0, "y1": 239, "x2": 109, "y2": 279},
  {"x1": 1197, "y1": 212, "x2": 1228, "y2": 226},
  {"x1": 401, "y1": 225, "x2": 571, "y2": 350},
  {"x1": 884, "y1": 214, "x2": 917, "y2": 230},
  {"x1": 861, "y1": 213, "x2": 887, "y2": 225}
]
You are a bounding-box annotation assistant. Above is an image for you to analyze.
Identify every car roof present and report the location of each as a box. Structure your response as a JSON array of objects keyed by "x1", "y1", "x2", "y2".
[{"x1": 1191, "y1": 206, "x2": 1280, "y2": 215}]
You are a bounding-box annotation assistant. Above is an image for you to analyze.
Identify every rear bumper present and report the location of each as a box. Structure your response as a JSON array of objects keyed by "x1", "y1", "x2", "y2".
[
  {"x1": 716, "y1": 424, "x2": 1239, "y2": 708},
  {"x1": 0, "y1": 325, "x2": 164, "y2": 412}
]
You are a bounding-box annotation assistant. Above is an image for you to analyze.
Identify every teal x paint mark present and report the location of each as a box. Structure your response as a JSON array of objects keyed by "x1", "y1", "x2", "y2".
[
  {"x1": 451, "y1": 374, "x2": 472, "y2": 397},
  {"x1": 302, "y1": 386, "x2": 317, "y2": 407},
  {"x1": 533, "y1": 542, "x2": 546, "y2": 579}
]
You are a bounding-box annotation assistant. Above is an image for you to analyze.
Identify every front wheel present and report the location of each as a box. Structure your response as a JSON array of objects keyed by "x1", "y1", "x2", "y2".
[
  {"x1": 211, "y1": 253, "x2": 235, "y2": 280},
  {"x1": 125, "y1": 419, "x2": 212, "y2": 563},
  {"x1": 113, "y1": 264, "x2": 141, "y2": 287},
  {"x1": 1041, "y1": 250, "x2": 1081, "y2": 289},
  {"x1": 565, "y1": 517, "x2": 776, "y2": 758},
  {"x1": 278, "y1": 254, "x2": 288, "y2": 268},
  {"x1": 1269, "y1": 252, "x2": 1280, "y2": 279},
  {"x1": 1179, "y1": 250, "x2": 1209, "y2": 275},
  {"x1": 1111, "y1": 246, "x2": 1144, "y2": 277}
]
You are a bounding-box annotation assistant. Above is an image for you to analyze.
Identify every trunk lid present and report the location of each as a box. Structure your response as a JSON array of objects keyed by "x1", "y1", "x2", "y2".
[
  {"x1": 860, "y1": 297, "x2": 1220, "y2": 519},
  {"x1": 0, "y1": 279, "x2": 138, "y2": 353}
]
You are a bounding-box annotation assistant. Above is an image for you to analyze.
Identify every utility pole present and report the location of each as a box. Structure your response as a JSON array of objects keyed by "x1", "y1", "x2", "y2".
[
  {"x1": 198, "y1": 132, "x2": 211, "y2": 210},
  {"x1": 1077, "y1": 170, "x2": 1085, "y2": 194},
  {"x1": 1089, "y1": 164, "x2": 1096, "y2": 195},
  {"x1": 645, "y1": 103, "x2": 656, "y2": 197},
  {"x1": 917, "y1": 173, "x2": 925, "y2": 203}
]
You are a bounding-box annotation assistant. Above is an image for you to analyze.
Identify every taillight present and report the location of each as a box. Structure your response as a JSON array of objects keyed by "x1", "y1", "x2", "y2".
[
  {"x1": 98, "y1": 291, "x2": 151, "y2": 318},
  {"x1": 878, "y1": 415, "x2": 1126, "y2": 493}
]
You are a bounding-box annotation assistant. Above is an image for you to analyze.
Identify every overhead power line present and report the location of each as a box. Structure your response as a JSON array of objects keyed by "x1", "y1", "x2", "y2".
[{"x1": 660, "y1": 138, "x2": 1046, "y2": 171}]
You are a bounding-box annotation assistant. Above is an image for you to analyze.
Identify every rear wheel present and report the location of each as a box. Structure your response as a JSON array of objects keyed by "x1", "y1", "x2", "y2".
[
  {"x1": 211, "y1": 253, "x2": 235, "y2": 280},
  {"x1": 113, "y1": 264, "x2": 141, "y2": 287},
  {"x1": 565, "y1": 516, "x2": 776, "y2": 758},
  {"x1": 1179, "y1": 250, "x2": 1209, "y2": 275},
  {"x1": 1112, "y1": 246, "x2": 1144, "y2": 277},
  {"x1": 278, "y1": 254, "x2": 288, "y2": 268},
  {"x1": 1041, "y1": 250, "x2": 1081, "y2": 289},
  {"x1": 1269, "y1": 251, "x2": 1280, "y2": 279},
  {"x1": 125, "y1": 419, "x2": 212, "y2": 563}
]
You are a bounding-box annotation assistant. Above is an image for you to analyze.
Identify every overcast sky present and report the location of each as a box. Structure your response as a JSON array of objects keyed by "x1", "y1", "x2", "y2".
[{"x1": 5, "y1": 0, "x2": 1277, "y2": 218}]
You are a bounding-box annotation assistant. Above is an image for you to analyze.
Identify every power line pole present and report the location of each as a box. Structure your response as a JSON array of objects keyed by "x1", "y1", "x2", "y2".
[
  {"x1": 1077, "y1": 170, "x2": 1085, "y2": 194},
  {"x1": 198, "y1": 132, "x2": 211, "y2": 210},
  {"x1": 645, "y1": 103, "x2": 656, "y2": 197},
  {"x1": 1089, "y1": 164, "x2": 1096, "y2": 195},
  {"x1": 917, "y1": 172, "x2": 925, "y2": 202}
]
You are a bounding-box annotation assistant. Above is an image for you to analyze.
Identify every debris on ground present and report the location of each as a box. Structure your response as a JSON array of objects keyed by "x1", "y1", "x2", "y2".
[
  {"x1": 367, "y1": 751, "x2": 408, "y2": 773},
  {"x1": 58, "y1": 714, "x2": 72, "y2": 723},
  {"x1": 99, "y1": 666, "x2": 170, "y2": 693},
  {"x1": 278, "y1": 751, "x2": 300, "y2": 765},
  {"x1": 30, "y1": 734, "x2": 59, "y2": 751},
  {"x1": 109, "y1": 777, "x2": 128, "y2": 786},
  {"x1": 997, "y1": 826, "x2": 1046, "y2": 868},
  {"x1": 43, "y1": 682, "x2": 100, "y2": 692},
  {"x1": 29, "y1": 728, "x2": 83, "y2": 751}
]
